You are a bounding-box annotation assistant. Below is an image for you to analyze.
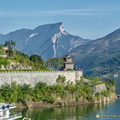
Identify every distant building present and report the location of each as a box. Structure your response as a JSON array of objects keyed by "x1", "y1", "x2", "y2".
[
  {"x1": 2, "y1": 47, "x2": 8, "y2": 51},
  {"x1": 0, "y1": 55, "x2": 7, "y2": 57},
  {"x1": 64, "y1": 55, "x2": 74, "y2": 70},
  {"x1": 114, "y1": 74, "x2": 119, "y2": 78}
]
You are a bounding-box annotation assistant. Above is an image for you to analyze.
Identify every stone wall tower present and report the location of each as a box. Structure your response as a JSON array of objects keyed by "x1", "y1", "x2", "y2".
[{"x1": 64, "y1": 55, "x2": 74, "y2": 70}]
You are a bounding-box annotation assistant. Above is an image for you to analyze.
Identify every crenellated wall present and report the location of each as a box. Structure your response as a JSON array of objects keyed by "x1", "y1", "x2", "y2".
[{"x1": 0, "y1": 71, "x2": 83, "y2": 87}]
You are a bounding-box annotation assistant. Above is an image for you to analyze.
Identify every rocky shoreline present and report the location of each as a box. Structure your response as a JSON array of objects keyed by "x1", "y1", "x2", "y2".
[{"x1": 15, "y1": 93, "x2": 117, "y2": 109}]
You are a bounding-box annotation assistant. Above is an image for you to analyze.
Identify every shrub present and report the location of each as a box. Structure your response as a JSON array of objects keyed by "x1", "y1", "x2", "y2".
[
  {"x1": 43, "y1": 95, "x2": 56, "y2": 103},
  {"x1": 107, "y1": 79, "x2": 116, "y2": 86},
  {"x1": 101, "y1": 91, "x2": 110, "y2": 97},
  {"x1": 56, "y1": 75, "x2": 66, "y2": 85},
  {"x1": 35, "y1": 82, "x2": 47, "y2": 89}
]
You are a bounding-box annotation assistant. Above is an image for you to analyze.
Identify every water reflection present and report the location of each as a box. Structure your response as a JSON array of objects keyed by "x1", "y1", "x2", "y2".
[{"x1": 15, "y1": 101, "x2": 115, "y2": 120}]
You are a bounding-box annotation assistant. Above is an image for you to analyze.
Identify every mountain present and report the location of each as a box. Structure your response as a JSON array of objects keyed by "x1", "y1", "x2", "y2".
[
  {"x1": 70, "y1": 28, "x2": 120, "y2": 76},
  {"x1": 0, "y1": 22, "x2": 91, "y2": 60},
  {"x1": 0, "y1": 34, "x2": 4, "y2": 40}
]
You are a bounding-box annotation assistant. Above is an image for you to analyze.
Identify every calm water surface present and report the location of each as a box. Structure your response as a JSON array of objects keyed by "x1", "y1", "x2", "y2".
[{"x1": 15, "y1": 77, "x2": 120, "y2": 120}]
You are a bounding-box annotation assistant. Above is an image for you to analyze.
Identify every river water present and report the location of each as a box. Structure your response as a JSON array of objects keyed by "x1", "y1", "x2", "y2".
[{"x1": 16, "y1": 77, "x2": 120, "y2": 120}]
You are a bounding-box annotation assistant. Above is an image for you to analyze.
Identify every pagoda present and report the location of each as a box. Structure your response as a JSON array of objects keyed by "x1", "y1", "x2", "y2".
[{"x1": 64, "y1": 55, "x2": 74, "y2": 70}]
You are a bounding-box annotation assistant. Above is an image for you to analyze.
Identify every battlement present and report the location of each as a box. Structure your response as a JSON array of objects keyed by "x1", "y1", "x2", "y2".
[
  {"x1": 0, "y1": 71, "x2": 83, "y2": 87},
  {"x1": 0, "y1": 70, "x2": 82, "y2": 73}
]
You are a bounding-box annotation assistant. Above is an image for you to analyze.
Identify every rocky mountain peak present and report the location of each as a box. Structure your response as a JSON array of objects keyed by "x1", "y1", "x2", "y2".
[
  {"x1": 59, "y1": 23, "x2": 68, "y2": 35},
  {"x1": 33, "y1": 22, "x2": 63, "y2": 33},
  {"x1": 0, "y1": 22, "x2": 90, "y2": 60}
]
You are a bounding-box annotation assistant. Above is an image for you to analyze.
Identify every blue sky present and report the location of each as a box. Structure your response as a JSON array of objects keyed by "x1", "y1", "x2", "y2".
[{"x1": 0, "y1": 0, "x2": 120, "y2": 39}]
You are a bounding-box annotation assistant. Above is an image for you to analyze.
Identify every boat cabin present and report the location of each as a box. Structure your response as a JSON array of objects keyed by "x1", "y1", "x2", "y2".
[{"x1": 0, "y1": 103, "x2": 22, "y2": 120}]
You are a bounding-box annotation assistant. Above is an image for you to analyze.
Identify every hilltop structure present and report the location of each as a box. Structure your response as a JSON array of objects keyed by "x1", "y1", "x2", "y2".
[
  {"x1": 64, "y1": 55, "x2": 74, "y2": 70},
  {"x1": 0, "y1": 49, "x2": 83, "y2": 87}
]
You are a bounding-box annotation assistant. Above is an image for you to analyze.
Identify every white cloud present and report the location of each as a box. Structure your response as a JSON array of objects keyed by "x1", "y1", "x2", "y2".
[
  {"x1": 0, "y1": 8, "x2": 120, "y2": 17},
  {"x1": 33, "y1": 9, "x2": 97, "y2": 16}
]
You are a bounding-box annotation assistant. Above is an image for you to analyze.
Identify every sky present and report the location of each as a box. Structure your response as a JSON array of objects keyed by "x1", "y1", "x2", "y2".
[{"x1": 0, "y1": 0, "x2": 120, "y2": 39}]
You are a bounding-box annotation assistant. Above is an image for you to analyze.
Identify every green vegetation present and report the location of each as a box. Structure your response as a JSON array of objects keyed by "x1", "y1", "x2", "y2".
[
  {"x1": 0, "y1": 75, "x2": 116, "y2": 106},
  {"x1": 0, "y1": 41, "x2": 117, "y2": 106},
  {"x1": 0, "y1": 41, "x2": 51, "y2": 71},
  {"x1": 46, "y1": 57, "x2": 65, "y2": 70},
  {"x1": 4, "y1": 40, "x2": 16, "y2": 57},
  {"x1": 56, "y1": 75, "x2": 66, "y2": 85},
  {"x1": 29, "y1": 55, "x2": 44, "y2": 64},
  {"x1": 0, "y1": 57, "x2": 9, "y2": 69}
]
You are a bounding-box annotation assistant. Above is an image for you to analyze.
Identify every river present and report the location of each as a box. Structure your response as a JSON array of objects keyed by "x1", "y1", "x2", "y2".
[{"x1": 15, "y1": 77, "x2": 120, "y2": 120}]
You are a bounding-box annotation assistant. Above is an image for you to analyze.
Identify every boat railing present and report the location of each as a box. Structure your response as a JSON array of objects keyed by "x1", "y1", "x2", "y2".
[
  {"x1": 0, "y1": 115, "x2": 5, "y2": 120},
  {"x1": 22, "y1": 117, "x2": 31, "y2": 120},
  {"x1": 6, "y1": 112, "x2": 22, "y2": 120}
]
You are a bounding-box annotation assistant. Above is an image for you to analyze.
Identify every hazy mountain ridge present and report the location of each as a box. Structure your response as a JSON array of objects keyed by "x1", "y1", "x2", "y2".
[
  {"x1": 0, "y1": 22, "x2": 90, "y2": 60},
  {"x1": 70, "y1": 29, "x2": 120, "y2": 76},
  {"x1": 0, "y1": 23, "x2": 120, "y2": 76},
  {"x1": 0, "y1": 34, "x2": 4, "y2": 39}
]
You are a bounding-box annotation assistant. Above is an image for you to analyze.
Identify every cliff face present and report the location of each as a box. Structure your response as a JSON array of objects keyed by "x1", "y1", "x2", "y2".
[{"x1": 93, "y1": 84, "x2": 106, "y2": 93}]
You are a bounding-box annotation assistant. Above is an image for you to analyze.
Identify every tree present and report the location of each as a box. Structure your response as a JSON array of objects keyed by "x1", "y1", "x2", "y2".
[
  {"x1": 4, "y1": 40, "x2": 15, "y2": 49},
  {"x1": 29, "y1": 55, "x2": 44, "y2": 70},
  {"x1": 6, "y1": 48, "x2": 13, "y2": 57},
  {"x1": 0, "y1": 57, "x2": 9, "y2": 69},
  {"x1": 4, "y1": 40, "x2": 16, "y2": 57},
  {"x1": 29, "y1": 55, "x2": 44, "y2": 64},
  {"x1": 46, "y1": 57, "x2": 65, "y2": 70},
  {"x1": 10, "y1": 40, "x2": 16, "y2": 49}
]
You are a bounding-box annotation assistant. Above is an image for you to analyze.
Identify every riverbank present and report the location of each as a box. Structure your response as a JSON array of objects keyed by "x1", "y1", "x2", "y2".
[
  {"x1": 0, "y1": 76, "x2": 117, "y2": 109},
  {"x1": 15, "y1": 93, "x2": 117, "y2": 109}
]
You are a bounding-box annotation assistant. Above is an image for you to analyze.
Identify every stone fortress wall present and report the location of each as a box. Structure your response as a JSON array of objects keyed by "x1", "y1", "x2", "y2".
[{"x1": 0, "y1": 71, "x2": 83, "y2": 87}]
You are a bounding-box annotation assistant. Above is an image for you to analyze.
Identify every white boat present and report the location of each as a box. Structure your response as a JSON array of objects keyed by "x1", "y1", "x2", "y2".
[{"x1": 0, "y1": 103, "x2": 22, "y2": 120}]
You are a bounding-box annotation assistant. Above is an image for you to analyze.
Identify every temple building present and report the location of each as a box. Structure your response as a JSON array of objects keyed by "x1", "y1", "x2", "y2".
[{"x1": 64, "y1": 55, "x2": 74, "y2": 70}]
